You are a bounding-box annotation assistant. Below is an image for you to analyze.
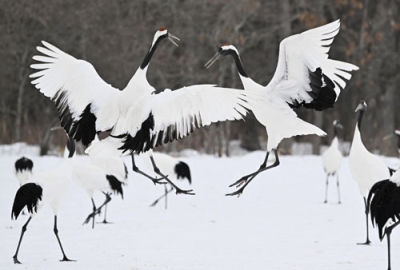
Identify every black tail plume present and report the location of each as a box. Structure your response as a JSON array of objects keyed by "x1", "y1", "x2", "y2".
[
  {"x1": 175, "y1": 161, "x2": 192, "y2": 184},
  {"x1": 11, "y1": 183, "x2": 43, "y2": 220},
  {"x1": 106, "y1": 175, "x2": 124, "y2": 199}
]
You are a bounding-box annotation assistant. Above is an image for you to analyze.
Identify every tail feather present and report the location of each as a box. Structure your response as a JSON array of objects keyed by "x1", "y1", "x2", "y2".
[
  {"x1": 11, "y1": 183, "x2": 43, "y2": 220},
  {"x1": 174, "y1": 161, "x2": 192, "y2": 184},
  {"x1": 106, "y1": 175, "x2": 124, "y2": 199}
]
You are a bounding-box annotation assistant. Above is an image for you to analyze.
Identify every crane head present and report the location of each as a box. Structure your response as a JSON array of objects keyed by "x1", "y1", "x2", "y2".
[
  {"x1": 355, "y1": 100, "x2": 367, "y2": 112},
  {"x1": 152, "y1": 28, "x2": 180, "y2": 48},
  {"x1": 333, "y1": 120, "x2": 343, "y2": 129},
  {"x1": 205, "y1": 44, "x2": 239, "y2": 68}
]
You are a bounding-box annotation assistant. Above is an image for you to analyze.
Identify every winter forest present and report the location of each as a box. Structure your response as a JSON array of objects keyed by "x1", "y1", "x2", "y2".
[{"x1": 1, "y1": 0, "x2": 400, "y2": 156}]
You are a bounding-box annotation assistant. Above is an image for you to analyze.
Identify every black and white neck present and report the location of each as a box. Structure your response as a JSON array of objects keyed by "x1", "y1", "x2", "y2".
[
  {"x1": 222, "y1": 45, "x2": 248, "y2": 78},
  {"x1": 355, "y1": 101, "x2": 367, "y2": 130},
  {"x1": 140, "y1": 28, "x2": 169, "y2": 70}
]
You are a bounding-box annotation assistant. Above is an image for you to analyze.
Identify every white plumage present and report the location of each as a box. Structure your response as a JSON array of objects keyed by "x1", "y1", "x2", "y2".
[
  {"x1": 11, "y1": 137, "x2": 76, "y2": 264},
  {"x1": 71, "y1": 137, "x2": 126, "y2": 228},
  {"x1": 30, "y1": 28, "x2": 248, "y2": 195},
  {"x1": 206, "y1": 19, "x2": 358, "y2": 196},
  {"x1": 349, "y1": 100, "x2": 391, "y2": 245},
  {"x1": 322, "y1": 120, "x2": 343, "y2": 203}
]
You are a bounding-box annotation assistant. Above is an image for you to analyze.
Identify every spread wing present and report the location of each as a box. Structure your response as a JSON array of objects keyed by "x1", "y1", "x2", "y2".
[
  {"x1": 267, "y1": 19, "x2": 359, "y2": 111},
  {"x1": 30, "y1": 41, "x2": 121, "y2": 146},
  {"x1": 117, "y1": 84, "x2": 249, "y2": 153}
]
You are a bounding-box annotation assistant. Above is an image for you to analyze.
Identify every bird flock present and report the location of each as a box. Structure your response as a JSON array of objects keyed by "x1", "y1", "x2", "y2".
[{"x1": 8, "y1": 19, "x2": 398, "y2": 269}]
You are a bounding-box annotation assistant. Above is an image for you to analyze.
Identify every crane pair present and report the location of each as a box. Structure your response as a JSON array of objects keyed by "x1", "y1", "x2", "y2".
[{"x1": 30, "y1": 20, "x2": 358, "y2": 198}]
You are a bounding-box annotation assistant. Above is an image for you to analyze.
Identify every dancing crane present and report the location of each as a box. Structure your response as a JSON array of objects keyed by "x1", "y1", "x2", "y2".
[
  {"x1": 322, "y1": 120, "x2": 343, "y2": 203},
  {"x1": 368, "y1": 169, "x2": 400, "y2": 270},
  {"x1": 30, "y1": 28, "x2": 248, "y2": 195},
  {"x1": 349, "y1": 100, "x2": 392, "y2": 245},
  {"x1": 205, "y1": 19, "x2": 358, "y2": 196},
  {"x1": 11, "y1": 136, "x2": 75, "y2": 264}
]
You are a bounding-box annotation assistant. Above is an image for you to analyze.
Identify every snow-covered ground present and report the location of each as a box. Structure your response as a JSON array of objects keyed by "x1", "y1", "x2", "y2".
[{"x1": 1, "y1": 150, "x2": 399, "y2": 270}]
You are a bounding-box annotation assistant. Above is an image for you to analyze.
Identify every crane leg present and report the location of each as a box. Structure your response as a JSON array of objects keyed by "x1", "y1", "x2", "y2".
[
  {"x1": 13, "y1": 216, "x2": 32, "y2": 264},
  {"x1": 357, "y1": 197, "x2": 371, "y2": 245},
  {"x1": 130, "y1": 153, "x2": 166, "y2": 184},
  {"x1": 336, "y1": 173, "x2": 341, "y2": 204},
  {"x1": 54, "y1": 215, "x2": 74, "y2": 262},
  {"x1": 91, "y1": 199, "x2": 96, "y2": 229},
  {"x1": 150, "y1": 156, "x2": 195, "y2": 195},
  {"x1": 385, "y1": 221, "x2": 400, "y2": 270},
  {"x1": 324, "y1": 174, "x2": 329, "y2": 203},
  {"x1": 226, "y1": 149, "x2": 280, "y2": 197},
  {"x1": 149, "y1": 186, "x2": 174, "y2": 207},
  {"x1": 83, "y1": 195, "x2": 111, "y2": 227},
  {"x1": 164, "y1": 184, "x2": 168, "y2": 209},
  {"x1": 99, "y1": 192, "x2": 113, "y2": 224}
]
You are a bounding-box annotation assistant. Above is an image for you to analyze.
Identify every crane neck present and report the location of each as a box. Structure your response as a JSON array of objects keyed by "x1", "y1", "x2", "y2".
[
  {"x1": 229, "y1": 51, "x2": 248, "y2": 78},
  {"x1": 140, "y1": 36, "x2": 164, "y2": 70},
  {"x1": 334, "y1": 126, "x2": 339, "y2": 137},
  {"x1": 357, "y1": 109, "x2": 365, "y2": 130}
]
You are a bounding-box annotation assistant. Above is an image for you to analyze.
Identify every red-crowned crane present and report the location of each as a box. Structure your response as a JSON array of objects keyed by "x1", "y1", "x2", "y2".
[
  {"x1": 322, "y1": 120, "x2": 343, "y2": 203},
  {"x1": 11, "y1": 137, "x2": 75, "y2": 264},
  {"x1": 368, "y1": 169, "x2": 400, "y2": 270},
  {"x1": 71, "y1": 136, "x2": 127, "y2": 228},
  {"x1": 30, "y1": 28, "x2": 248, "y2": 196},
  {"x1": 349, "y1": 100, "x2": 392, "y2": 245},
  {"x1": 205, "y1": 19, "x2": 359, "y2": 196}
]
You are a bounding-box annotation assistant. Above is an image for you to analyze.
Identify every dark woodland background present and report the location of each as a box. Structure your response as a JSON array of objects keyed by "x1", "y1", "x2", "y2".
[{"x1": 1, "y1": 0, "x2": 400, "y2": 156}]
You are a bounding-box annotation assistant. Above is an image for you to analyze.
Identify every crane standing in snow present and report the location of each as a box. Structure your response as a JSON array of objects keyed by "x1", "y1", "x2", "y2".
[
  {"x1": 30, "y1": 28, "x2": 248, "y2": 196},
  {"x1": 74, "y1": 136, "x2": 128, "y2": 228},
  {"x1": 368, "y1": 169, "x2": 400, "y2": 270},
  {"x1": 11, "y1": 136, "x2": 76, "y2": 264},
  {"x1": 322, "y1": 120, "x2": 343, "y2": 204},
  {"x1": 349, "y1": 101, "x2": 392, "y2": 245},
  {"x1": 205, "y1": 19, "x2": 358, "y2": 196}
]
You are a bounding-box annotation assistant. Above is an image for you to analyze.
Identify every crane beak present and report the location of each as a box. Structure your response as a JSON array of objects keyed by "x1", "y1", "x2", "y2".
[
  {"x1": 205, "y1": 52, "x2": 221, "y2": 69},
  {"x1": 167, "y1": 33, "x2": 180, "y2": 47}
]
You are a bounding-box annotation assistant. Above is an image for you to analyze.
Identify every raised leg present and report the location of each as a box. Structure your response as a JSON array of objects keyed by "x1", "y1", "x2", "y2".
[
  {"x1": 357, "y1": 197, "x2": 371, "y2": 245},
  {"x1": 226, "y1": 149, "x2": 280, "y2": 197},
  {"x1": 13, "y1": 216, "x2": 32, "y2": 264},
  {"x1": 53, "y1": 215, "x2": 74, "y2": 262},
  {"x1": 150, "y1": 156, "x2": 194, "y2": 195},
  {"x1": 149, "y1": 186, "x2": 174, "y2": 207},
  {"x1": 324, "y1": 174, "x2": 329, "y2": 203},
  {"x1": 83, "y1": 194, "x2": 111, "y2": 226},
  {"x1": 131, "y1": 153, "x2": 165, "y2": 184},
  {"x1": 336, "y1": 173, "x2": 341, "y2": 204}
]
